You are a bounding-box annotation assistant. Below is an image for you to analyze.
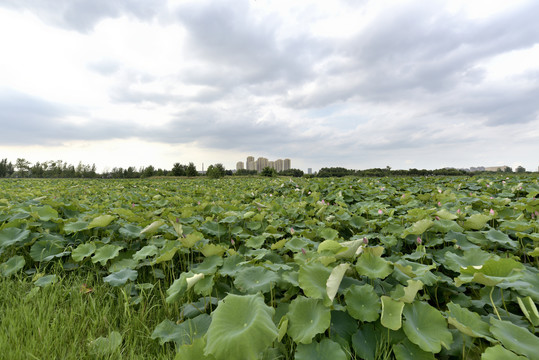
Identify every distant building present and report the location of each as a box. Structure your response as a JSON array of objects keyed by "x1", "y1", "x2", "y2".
[
  {"x1": 485, "y1": 166, "x2": 511, "y2": 172},
  {"x1": 256, "y1": 157, "x2": 269, "y2": 172},
  {"x1": 246, "y1": 156, "x2": 255, "y2": 171},
  {"x1": 284, "y1": 158, "x2": 291, "y2": 171},
  {"x1": 275, "y1": 159, "x2": 284, "y2": 172},
  {"x1": 236, "y1": 161, "x2": 244, "y2": 170},
  {"x1": 308, "y1": 168, "x2": 312, "y2": 175}
]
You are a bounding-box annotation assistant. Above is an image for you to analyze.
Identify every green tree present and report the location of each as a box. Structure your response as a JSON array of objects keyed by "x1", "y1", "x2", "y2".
[
  {"x1": 207, "y1": 163, "x2": 225, "y2": 179},
  {"x1": 516, "y1": 165, "x2": 526, "y2": 173},
  {"x1": 186, "y1": 162, "x2": 198, "y2": 177},
  {"x1": 171, "y1": 163, "x2": 186, "y2": 176},
  {"x1": 261, "y1": 167, "x2": 276, "y2": 177},
  {"x1": 141, "y1": 165, "x2": 155, "y2": 178},
  {"x1": 15, "y1": 158, "x2": 31, "y2": 177}
]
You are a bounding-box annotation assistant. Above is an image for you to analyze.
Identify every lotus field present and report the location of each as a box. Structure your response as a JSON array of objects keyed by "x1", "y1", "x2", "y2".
[{"x1": 1, "y1": 175, "x2": 538, "y2": 359}]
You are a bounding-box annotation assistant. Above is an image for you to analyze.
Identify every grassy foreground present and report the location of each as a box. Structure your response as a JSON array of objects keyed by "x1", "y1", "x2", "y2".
[{"x1": 0, "y1": 270, "x2": 175, "y2": 359}]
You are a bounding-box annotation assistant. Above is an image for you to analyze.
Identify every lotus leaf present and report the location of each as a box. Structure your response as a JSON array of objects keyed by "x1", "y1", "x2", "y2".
[
  {"x1": 234, "y1": 266, "x2": 279, "y2": 294},
  {"x1": 393, "y1": 339, "x2": 436, "y2": 360},
  {"x1": 103, "y1": 268, "x2": 138, "y2": 286},
  {"x1": 152, "y1": 314, "x2": 211, "y2": 346},
  {"x1": 88, "y1": 331, "x2": 122, "y2": 356},
  {"x1": 200, "y1": 221, "x2": 227, "y2": 237},
  {"x1": 287, "y1": 296, "x2": 331, "y2": 344},
  {"x1": 456, "y1": 258, "x2": 524, "y2": 287},
  {"x1": 30, "y1": 239, "x2": 68, "y2": 262},
  {"x1": 0, "y1": 255, "x2": 25, "y2": 276},
  {"x1": 326, "y1": 263, "x2": 349, "y2": 301},
  {"x1": 489, "y1": 318, "x2": 539, "y2": 359},
  {"x1": 133, "y1": 245, "x2": 158, "y2": 261},
  {"x1": 295, "y1": 339, "x2": 347, "y2": 360},
  {"x1": 402, "y1": 301, "x2": 452, "y2": 353},
  {"x1": 298, "y1": 261, "x2": 331, "y2": 301},
  {"x1": 517, "y1": 296, "x2": 539, "y2": 326},
  {"x1": 446, "y1": 302, "x2": 491, "y2": 339},
  {"x1": 119, "y1": 224, "x2": 142, "y2": 239},
  {"x1": 345, "y1": 284, "x2": 380, "y2": 322},
  {"x1": 201, "y1": 244, "x2": 226, "y2": 257},
  {"x1": 193, "y1": 256, "x2": 223, "y2": 275},
  {"x1": 176, "y1": 337, "x2": 216, "y2": 360},
  {"x1": 71, "y1": 242, "x2": 96, "y2": 262},
  {"x1": 91, "y1": 244, "x2": 123, "y2": 266},
  {"x1": 443, "y1": 248, "x2": 493, "y2": 273},
  {"x1": 380, "y1": 296, "x2": 404, "y2": 330},
  {"x1": 351, "y1": 324, "x2": 377, "y2": 360},
  {"x1": 481, "y1": 345, "x2": 527, "y2": 360},
  {"x1": 484, "y1": 229, "x2": 518, "y2": 247},
  {"x1": 87, "y1": 214, "x2": 115, "y2": 229},
  {"x1": 402, "y1": 219, "x2": 433, "y2": 237},
  {"x1": 63, "y1": 221, "x2": 89, "y2": 234},
  {"x1": 0, "y1": 228, "x2": 30, "y2": 248},
  {"x1": 32, "y1": 205, "x2": 58, "y2": 221},
  {"x1": 355, "y1": 252, "x2": 393, "y2": 279},
  {"x1": 204, "y1": 293, "x2": 278, "y2": 360},
  {"x1": 140, "y1": 219, "x2": 165, "y2": 234},
  {"x1": 317, "y1": 228, "x2": 339, "y2": 241},
  {"x1": 34, "y1": 274, "x2": 58, "y2": 287},
  {"x1": 462, "y1": 214, "x2": 490, "y2": 230}
]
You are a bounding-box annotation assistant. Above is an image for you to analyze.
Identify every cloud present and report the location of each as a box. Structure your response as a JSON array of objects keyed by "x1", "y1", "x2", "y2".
[{"x1": 0, "y1": 0, "x2": 167, "y2": 32}]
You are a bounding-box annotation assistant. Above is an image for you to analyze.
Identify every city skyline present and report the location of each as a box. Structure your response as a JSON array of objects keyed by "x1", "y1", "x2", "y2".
[{"x1": 237, "y1": 156, "x2": 291, "y2": 173}]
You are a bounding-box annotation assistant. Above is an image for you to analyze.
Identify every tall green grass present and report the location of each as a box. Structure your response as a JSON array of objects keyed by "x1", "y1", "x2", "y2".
[{"x1": 0, "y1": 272, "x2": 175, "y2": 359}]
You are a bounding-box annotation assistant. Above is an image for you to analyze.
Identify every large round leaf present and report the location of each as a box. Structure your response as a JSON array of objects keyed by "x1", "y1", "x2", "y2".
[
  {"x1": 295, "y1": 339, "x2": 347, "y2": 360},
  {"x1": 462, "y1": 214, "x2": 490, "y2": 230},
  {"x1": 30, "y1": 239, "x2": 68, "y2": 262},
  {"x1": 87, "y1": 214, "x2": 116, "y2": 229},
  {"x1": 72, "y1": 242, "x2": 96, "y2": 262},
  {"x1": 234, "y1": 266, "x2": 279, "y2": 294},
  {"x1": 456, "y1": 258, "x2": 524, "y2": 287},
  {"x1": 287, "y1": 296, "x2": 331, "y2": 344},
  {"x1": 91, "y1": 244, "x2": 123, "y2": 266},
  {"x1": 0, "y1": 255, "x2": 25, "y2": 277},
  {"x1": 446, "y1": 302, "x2": 491, "y2": 339},
  {"x1": 481, "y1": 345, "x2": 527, "y2": 360},
  {"x1": 345, "y1": 284, "x2": 380, "y2": 322},
  {"x1": 0, "y1": 228, "x2": 30, "y2": 248},
  {"x1": 402, "y1": 301, "x2": 453, "y2": 353},
  {"x1": 204, "y1": 293, "x2": 277, "y2": 360},
  {"x1": 489, "y1": 318, "x2": 539, "y2": 359},
  {"x1": 298, "y1": 261, "x2": 331, "y2": 301},
  {"x1": 151, "y1": 314, "x2": 211, "y2": 346},
  {"x1": 380, "y1": 296, "x2": 404, "y2": 330},
  {"x1": 356, "y1": 252, "x2": 393, "y2": 279},
  {"x1": 103, "y1": 268, "x2": 138, "y2": 287},
  {"x1": 393, "y1": 339, "x2": 435, "y2": 360}
]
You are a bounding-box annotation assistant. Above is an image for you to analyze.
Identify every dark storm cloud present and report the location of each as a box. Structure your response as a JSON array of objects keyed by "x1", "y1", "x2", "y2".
[{"x1": 0, "y1": 0, "x2": 166, "y2": 32}]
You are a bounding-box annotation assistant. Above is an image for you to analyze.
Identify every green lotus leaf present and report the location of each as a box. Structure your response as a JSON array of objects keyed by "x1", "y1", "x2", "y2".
[
  {"x1": 345, "y1": 284, "x2": 380, "y2": 322},
  {"x1": 193, "y1": 275, "x2": 213, "y2": 296},
  {"x1": 446, "y1": 302, "x2": 492, "y2": 339},
  {"x1": 87, "y1": 214, "x2": 116, "y2": 229},
  {"x1": 351, "y1": 324, "x2": 377, "y2": 360},
  {"x1": 133, "y1": 245, "x2": 158, "y2": 261},
  {"x1": 166, "y1": 272, "x2": 192, "y2": 303},
  {"x1": 326, "y1": 263, "x2": 349, "y2": 301},
  {"x1": 380, "y1": 296, "x2": 404, "y2": 330},
  {"x1": 34, "y1": 274, "x2": 58, "y2": 287},
  {"x1": 501, "y1": 268, "x2": 539, "y2": 302},
  {"x1": 72, "y1": 242, "x2": 96, "y2": 262},
  {"x1": 91, "y1": 244, "x2": 123, "y2": 266},
  {"x1": 1, "y1": 255, "x2": 25, "y2": 277},
  {"x1": 483, "y1": 229, "x2": 518, "y2": 247},
  {"x1": 200, "y1": 221, "x2": 227, "y2": 237},
  {"x1": 63, "y1": 221, "x2": 89, "y2": 234},
  {"x1": 140, "y1": 220, "x2": 165, "y2": 235},
  {"x1": 245, "y1": 235, "x2": 265, "y2": 249},
  {"x1": 88, "y1": 331, "x2": 122, "y2": 356},
  {"x1": 200, "y1": 244, "x2": 226, "y2": 257},
  {"x1": 0, "y1": 228, "x2": 30, "y2": 248},
  {"x1": 456, "y1": 258, "x2": 524, "y2": 287},
  {"x1": 234, "y1": 266, "x2": 279, "y2": 294},
  {"x1": 113, "y1": 208, "x2": 138, "y2": 221},
  {"x1": 443, "y1": 248, "x2": 493, "y2": 273},
  {"x1": 32, "y1": 205, "x2": 58, "y2": 221},
  {"x1": 151, "y1": 314, "x2": 211, "y2": 346},
  {"x1": 402, "y1": 219, "x2": 433, "y2": 237},
  {"x1": 402, "y1": 301, "x2": 453, "y2": 353},
  {"x1": 489, "y1": 318, "x2": 539, "y2": 359},
  {"x1": 204, "y1": 293, "x2": 277, "y2": 360},
  {"x1": 103, "y1": 268, "x2": 138, "y2": 287},
  {"x1": 298, "y1": 261, "x2": 331, "y2": 301},
  {"x1": 154, "y1": 245, "x2": 180, "y2": 264},
  {"x1": 295, "y1": 339, "x2": 347, "y2": 360},
  {"x1": 220, "y1": 254, "x2": 244, "y2": 277},
  {"x1": 335, "y1": 239, "x2": 364, "y2": 259},
  {"x1": 393, "y1": 338, "x2": 436, "y2": 360},
  {"x1": 119, "y1": 224, "x2": 142, "y2": 239},
  {"x1": 175, "y1": 337, "x2": 216, "y2": 360},
  {"x1": 285, "y1": 236, "x2": 311, "y2": 252},
  {"x1": 391, "y1": 279, "x2": 424, "y2": 303},
  {"x1": 30, "y1": 239, "x2": 68, "y2": 262},
  {"x1": 499, "y1": 220, "x2": 533, "y2": 232},
  {"x1": 277, "y1": 315, "x2": 288, "y2": 342},
  {"x1": 193, "y1": 256, "x2": 223, "y2": 275},
  {"x1": 317, "y1": 228, "x2": 339, "y2": 241},
  {"x1": 317, "y1": 240, "x2": 344, "y2": 254},
  {"x1": 431, "y1": 219, "x2": 464, "y2": 233},
  {"x1": 181, "y1": 231, "x2": 203, "y2": 248},
  {"x1": 481, "y1": 345, "x2": 527, "y2": 360},
  {"x1": 517, "y1": 296, "x2": 539, "y2": 326},
  {"x1": 108, "y1": 258, "x2": 137, "y2": 272},
  {"x1": 355, "y1": 252, "x2": 393, "y2": 279},
  {"x1": 436, "y1": 209, "x2": 458, "y2": 220},
  {"x1": 329, "y1": 310, "x2": 358, "y2": 342},
  {"x1": 528, "y1": 247, "x2": 539, "y2": 257},
  {"x1": 462, "y1": 214, "x2": 490, "y2": 230},
  {"x1": 287, "y1": 296, "x2": 331, "y2": 344}
]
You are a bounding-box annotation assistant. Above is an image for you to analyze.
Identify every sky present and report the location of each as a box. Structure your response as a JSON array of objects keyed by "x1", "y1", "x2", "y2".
[{"x1": 1, "y1": 0, "x2": 538, "y2": 173}]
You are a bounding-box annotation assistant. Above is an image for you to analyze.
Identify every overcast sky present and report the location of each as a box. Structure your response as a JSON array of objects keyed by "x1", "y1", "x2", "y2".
[{"x1": 1, "y1": 0, "x2": 538, "y2": 172}]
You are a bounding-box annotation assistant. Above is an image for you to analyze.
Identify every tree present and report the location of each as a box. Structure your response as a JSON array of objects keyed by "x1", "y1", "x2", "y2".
[
  {"x1": 172, "y1": 163, "x2": 187, "y2": 176},
  {"x1": 261, "y1": 167, "x2": 276, "y2": 177},
  {"x1": 279, "y1": 168, "x2": 304, "y2": 177},
  {"x1": 516, "y1": 165, "x2": 526, "y2": 173},
  {"x1": 141, "y1": 165, "x2": 155, "y2": 178},
  {"x1": 15, "y1": 158, "x2": 31, "y2": 177},
  {"x1": 504, "y1": 166, "x2": 513, "y2": 173},
  {"x1": 207, "y1": 163, "x2": 225, "y2": 179},
  {"x1": 186, "y1": 162, "x2": 198, "y2": 177}
]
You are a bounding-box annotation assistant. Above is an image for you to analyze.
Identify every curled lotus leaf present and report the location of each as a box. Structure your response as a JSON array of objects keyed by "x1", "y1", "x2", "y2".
[
  {"x1": 1, "y1": 255, "x2": 25, "y2": 277},
  {"x1": 380, "y1": 296, "x2": 404, "y2": 331},
  {"x1": 298, "y1": 261, "x2": 331, "y2": 301},
  {"x1": 481, "y1": 345, "x2": 527, "y2": 360},
  {"x1": 204, "y1": 293, "x2": 277, "y2": 360},
  {"x1": 87, "y1": 215, "x2": 116, "y2": 229}
]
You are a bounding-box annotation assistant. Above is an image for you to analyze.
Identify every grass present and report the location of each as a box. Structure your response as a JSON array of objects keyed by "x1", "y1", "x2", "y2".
[{"x1": 0, "y1": 270, "x2": 175, "y2": 360}]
